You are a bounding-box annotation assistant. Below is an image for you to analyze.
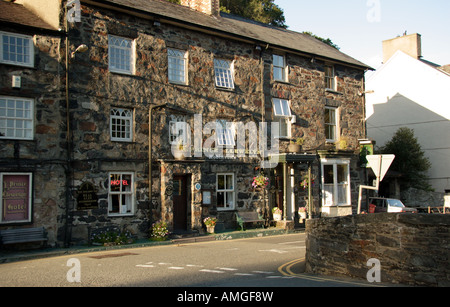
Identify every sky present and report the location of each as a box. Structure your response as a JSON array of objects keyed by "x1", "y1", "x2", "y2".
[{"x1": 274, "y1": 0, "x2": 450, "y2": 71}]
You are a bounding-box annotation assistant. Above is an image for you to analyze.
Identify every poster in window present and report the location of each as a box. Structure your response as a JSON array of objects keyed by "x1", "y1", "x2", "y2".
[{"x1": 1, "y1": 173, "x2": 32, "y2": 223}]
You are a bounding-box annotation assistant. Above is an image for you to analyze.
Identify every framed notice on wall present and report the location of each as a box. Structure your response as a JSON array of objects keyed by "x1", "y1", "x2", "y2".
[{"x1": 0, "y1": 173, "x2": 33, "y2": 224}]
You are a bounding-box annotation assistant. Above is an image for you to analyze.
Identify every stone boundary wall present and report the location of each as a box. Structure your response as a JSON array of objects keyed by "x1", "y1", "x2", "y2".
[{"x1": 305, "y1": 214, "x2": 450, "y2": 286}]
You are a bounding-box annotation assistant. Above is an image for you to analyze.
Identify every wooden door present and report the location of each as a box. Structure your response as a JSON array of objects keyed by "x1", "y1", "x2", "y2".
[{"x1": 173, "y1": 176, "x2": 188, "y2": 231}]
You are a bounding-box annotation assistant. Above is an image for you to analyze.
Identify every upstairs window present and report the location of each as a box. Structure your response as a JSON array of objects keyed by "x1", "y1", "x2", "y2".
[
  {"x1": 0, "y1": 96, "x2": 34, "y2": 140},
  {"x1": 108, "y1": 35, "x2": 134, "y2": 75},
  {"x1": 325, "y1": 106, "x2": 338, "y2": 142},
  {"x1": 0, "y1": 32, "x2": 34, "y2": 67},
  {"x1": 325, "y1": 65, "x2": 336, "y2": 91},
  {"x1": 214, "y1": 59, "x2": 234, "y2": 89},
  {"x1": 168, "y1": 48, "x2": 188, "y2": 84},
  {"x1": 216, "y1": 120, "x2": 235, "y2": 146},
  {"x1": 110, "y1": 108, "x2": 133, "y2": 142},
  {"x1": 273, "y1": 54, "x2": 287, "y2": 82},
  {"x1": 169, "y1": 114, "x2": 188, "y2": 145},
  {"x1": 272, "y1": 98, "x2": 292, "y2": 138}
]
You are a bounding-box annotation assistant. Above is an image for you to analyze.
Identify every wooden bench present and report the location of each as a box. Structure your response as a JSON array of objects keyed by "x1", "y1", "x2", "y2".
[
  {"x1": 235, "y1": 211, "x2": 264, "y2": 231},
  {"x1": 0, "y1": 227, "x2": 47, "y2": 246}
]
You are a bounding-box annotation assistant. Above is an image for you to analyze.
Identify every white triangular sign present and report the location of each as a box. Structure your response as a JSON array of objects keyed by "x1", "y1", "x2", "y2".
[{"x1": 366, "y1": 155, "x2": 395, "y2": 182}]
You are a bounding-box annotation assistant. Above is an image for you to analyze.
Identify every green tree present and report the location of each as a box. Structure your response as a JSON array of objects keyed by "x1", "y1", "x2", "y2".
[
  {"x1": 379, "y1": 127, "x2": 432, "y2": 191},
  {"x1": 302, "y1": 31, "x2": 340, "y2": 50},
  {"x1": 220, "y1": 0, "x2": 287, "y2": 28}
]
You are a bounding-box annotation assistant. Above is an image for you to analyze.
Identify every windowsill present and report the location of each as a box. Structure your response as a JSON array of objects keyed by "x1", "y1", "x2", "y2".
[
  {"x1": 273, "y1": 80, "x2": 291, "y2": 85},
  {"x1": 215, "y1": 87, "x2": 235, "y2": 93},
  {"x1": 108, "y1": 213, "x2": 134, "y2": 217},
  {"x1": 325, "y1": 88, "x2": 343, "y2": 95}
]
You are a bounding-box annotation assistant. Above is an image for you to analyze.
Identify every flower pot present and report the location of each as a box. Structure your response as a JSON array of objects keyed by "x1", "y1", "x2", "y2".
[
  {"x1": 206, "y1": 225, "x2": 215, "y2": 234},
  {"x1": 299, "y1": 212, "x2": 307, "y2": 220},
  {"x1": 273, "y1": 213, "x2": 282, "y2": 221},
  {"x1": 288, "y1": 144, "x2": 302, "y2": 153},
  {"x1": 172, "y1": 150, "x2": 184, "y2": 160}
]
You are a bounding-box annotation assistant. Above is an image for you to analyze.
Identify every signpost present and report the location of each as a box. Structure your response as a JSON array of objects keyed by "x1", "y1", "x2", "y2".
[{"x1": 357, "y1": 155, "x2": 395, "y2": 214}]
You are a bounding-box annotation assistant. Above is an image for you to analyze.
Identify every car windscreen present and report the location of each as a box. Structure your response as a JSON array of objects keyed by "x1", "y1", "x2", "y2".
[{"x1": 388, "y1": 199, "x2": 405, "y2": 207}]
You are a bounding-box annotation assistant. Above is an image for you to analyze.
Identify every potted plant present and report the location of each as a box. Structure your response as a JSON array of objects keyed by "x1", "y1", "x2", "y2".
[
  {"x1": 272, "y1": 207, "x2": 282, "y2": 221},
  {"x1": 298, "y1": 207, "x2": 307, "y2": 221},
  {"x1": 150, "y1": 220, "x2": 170, "y2": 241},
  {"x1": 288, "y1": 137, "x2": 304, "y2": 153},
  {"x1": 252, "y1": 174, "x2": 269, "y2": 189},
  {"x1": 172, "y1": 139, "x2": 187, "y2": 160},
  {"x1": 204, "y1": 217, "x2": 217, "y2": 234}
]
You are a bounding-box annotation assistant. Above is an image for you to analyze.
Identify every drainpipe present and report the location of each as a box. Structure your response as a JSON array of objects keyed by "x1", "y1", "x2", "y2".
[
  {"x1": 64, "y1": 4, "x2": 72, "y2": 248},
  {"x1": 148, "y1": 103, "x2": 167, "y2": 221}
]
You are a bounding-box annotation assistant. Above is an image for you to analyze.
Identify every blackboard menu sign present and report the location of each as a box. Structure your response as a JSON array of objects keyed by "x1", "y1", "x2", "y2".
[{"x1": 77, "y1": 182, "x2": 98, "y2": 210}]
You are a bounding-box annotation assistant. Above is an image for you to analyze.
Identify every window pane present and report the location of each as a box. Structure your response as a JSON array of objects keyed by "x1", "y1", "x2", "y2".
[
  {"x1": 226, "y1": 192, "x2": 234, "y2": 208},
  {"x1": 226, "y1": 175, "x2": 233, "y2": 190},
  {"x1": 217, "y1": 175, "x2": 225, "y2": 190},
  {"x1": 217, "y1": 192, "x2": 225, "y2": 208}
]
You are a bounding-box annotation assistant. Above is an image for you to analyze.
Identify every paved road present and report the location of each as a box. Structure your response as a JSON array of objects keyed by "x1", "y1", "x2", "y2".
[{"x1": 0, "y1": 233, "x2": 380, "y2": 287}]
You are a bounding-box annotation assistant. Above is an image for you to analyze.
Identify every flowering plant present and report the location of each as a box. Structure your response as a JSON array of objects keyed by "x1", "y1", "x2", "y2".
[
  {"x1": 300, "y1": 176, "x2": 315, "y2": 190},
  {"x1": 272, "y1": 207, "x2": 282, "y2": 215},
  {"x1": 298, "y1": 207, "x2": 307, "y2": 213},
  {"x1": 150, "y1": 220, "x2": 169, "y2": 241},
  {"x1": 252, "y1": 174, "x2": 269, "y2": 188},
  {"x1": 204, "y1": 217, "x2": 217, "y2": 227},
  {"x1": 91, "y1": 229, "x2": 134, "y2": 246}
]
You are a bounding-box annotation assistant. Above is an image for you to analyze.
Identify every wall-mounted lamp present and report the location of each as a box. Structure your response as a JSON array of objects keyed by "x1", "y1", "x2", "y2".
[{"x1": 71, "y1": 44, "x2": 88, "y2": 58}]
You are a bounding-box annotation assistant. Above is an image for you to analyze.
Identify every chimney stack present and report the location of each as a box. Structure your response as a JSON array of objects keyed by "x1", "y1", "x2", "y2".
[
  {"x1": 180, "y1": 0, "x2": 220, "y2": 16},
  {"x1": 382, "y1": 33, "x2": 422, "y2": 63}
]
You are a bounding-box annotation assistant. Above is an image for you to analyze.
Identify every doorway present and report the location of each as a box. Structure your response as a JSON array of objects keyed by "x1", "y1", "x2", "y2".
[{"x1": 173, "y1": 175, "x2": 188, "y2": 231}]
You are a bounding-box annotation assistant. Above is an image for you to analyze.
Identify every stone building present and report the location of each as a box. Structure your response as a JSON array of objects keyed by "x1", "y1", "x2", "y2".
[{"x1": 0, "y1": 0, "x2": 371, "y2": 247}]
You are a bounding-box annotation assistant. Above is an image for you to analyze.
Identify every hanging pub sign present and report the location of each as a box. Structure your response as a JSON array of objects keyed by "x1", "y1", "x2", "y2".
[
  {"x1": 76, "y1": 182, "x2": 98, "y2": 210},
  {"x1": 0, "y1": 173, "x2": 33, "y2": 224}
]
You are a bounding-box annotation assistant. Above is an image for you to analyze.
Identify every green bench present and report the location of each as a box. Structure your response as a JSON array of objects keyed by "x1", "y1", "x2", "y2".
[{"x1": 235, "y1": 211, "x2": 265, "y2": 231}]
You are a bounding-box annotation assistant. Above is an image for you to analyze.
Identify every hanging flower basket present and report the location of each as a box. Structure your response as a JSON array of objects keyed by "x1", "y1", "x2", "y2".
[{"x1": 252, "y1": 174, "x2": 269, "y2": 189}]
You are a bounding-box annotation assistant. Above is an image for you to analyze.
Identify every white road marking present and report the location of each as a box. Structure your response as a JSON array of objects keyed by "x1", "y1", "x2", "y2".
[
  {"x1": 200, "y1": 269, "x2": 225, "y2": 274},
  {"x1": 258, "y1": 249, "x2": 289, "y2": 254},
  {"x1": 168, "y1": 267, "x2": 184, "y2": 270},
  {"x1": 217, "y1": 267, "x2": 238, "y2": 271},
  {"x1": 136, "y1": 264, "x2": 155, "y2": 268},
  {"x1": 252, "y1": 271, "x2": 274, "y2": 274}
]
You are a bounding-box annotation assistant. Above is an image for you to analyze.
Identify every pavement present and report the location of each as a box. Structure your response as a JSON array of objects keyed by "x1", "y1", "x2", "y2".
[{"x1": 0, "y1": 227, "x2": 303, "y2": 264}]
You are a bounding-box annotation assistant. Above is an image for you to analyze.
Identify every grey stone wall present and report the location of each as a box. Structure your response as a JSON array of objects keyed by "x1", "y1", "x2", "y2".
[{"x1": 306, "y1": 213, "x2": 450, "y2": 286}]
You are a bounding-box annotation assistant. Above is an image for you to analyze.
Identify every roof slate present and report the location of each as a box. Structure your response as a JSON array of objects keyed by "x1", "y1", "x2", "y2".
[
  {"x1": 0, "y1": 1, "x2": 56, "y2": 31},
  {"x1": 88, "y1": 0, "x2": 371, "y2": 70}
]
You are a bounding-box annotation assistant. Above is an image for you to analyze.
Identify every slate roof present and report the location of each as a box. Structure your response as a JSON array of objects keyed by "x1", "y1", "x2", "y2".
[
  {"x1": 0, "y1": 1, "x2": 56, "y2": 31},
  {"x1": 85, "y1": 0, "x2": 372, "y2": 70}
]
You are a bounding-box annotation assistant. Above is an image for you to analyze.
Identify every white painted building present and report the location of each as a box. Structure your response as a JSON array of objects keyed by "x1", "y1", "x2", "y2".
[{"x1": 366, "y1": 34, "x2": 450, "y2": 192}]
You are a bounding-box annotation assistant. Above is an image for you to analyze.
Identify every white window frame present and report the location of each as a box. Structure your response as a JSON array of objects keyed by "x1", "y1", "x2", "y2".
[
  {"x1": 0, "y1": 96, "x2": 34, "y2": 140},
  {"x1": 108, "y1": 35, "x2": 135, "y2": 75},
  {"x1": 321, "y1": 159, "x2": 351, "y2": 207},
  {"x1": 273, "y1": 54, "x2": 287, "y2": 82},
  {"x1": 110, "y1": 108, "x2": 133, "y2": 142},
  {"x1": 216, "y1": 173, "x2": 235, "y2": 210},
  {"x1": 272, "y1": 98, "x2": 292, "y2": 138},
  {"x1": 0, "y1": 172, "x2": 33, "y2": 224},
  {"x1": 214, "y1": 58, "x2": 234, "y2": 89},
  {"x1": 325, "y1": 106, "x2": 338, "y2": 142},
  {"x1": 168, "y1": 48, "x2": 188, "y2": 85},
  {"x1": 108, "y1": 172, "x2": 135, "y2": 216},
  {"x1": 0, "y1": 31, "x2": 34, "y2": 68},
  {"x1": 169, "y1": 114, "x2": 188, "y2": 145},
  {"x1": 216, "y1": 120, "x2": 235, "y2": 146},
  {"x1": 325, "y1": 65, "x2": 336, "y2": 91}
]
